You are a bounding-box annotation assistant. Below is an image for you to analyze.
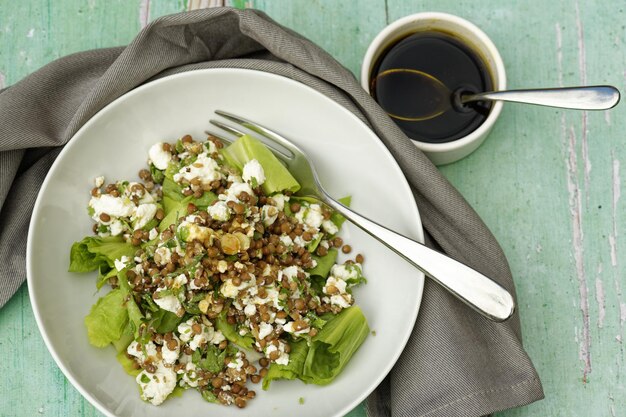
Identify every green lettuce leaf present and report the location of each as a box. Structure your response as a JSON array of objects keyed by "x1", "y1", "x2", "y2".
[
  {"x1": 215, "y1": 312, "x2": 254, "y2": 349},
  {"x1": 301, "y1": 306, "x2": 369, "y2": 385},
  {"x1": 170, "y1": 386, "x2": 186, "y2": 398},
  {"x1": 262, "y1": 338, "x2": 309, "y2": 390},
  {"x1": 117, "y1": 270, "x2": 144, "y2": 337},
  {"x1": 116, "y1": 349, "x2": 141, "y2": 377},
  {"x1": 197, "y1": 344, "x2": 227, "y2": 373},
  {"x1": 307, "y1": 248, "x2": 338, "y2": 278},
  {"x1": 262, "y1": 306, "x2": 369, "y2": 388},
  {"x1": 201, "y1": 389, "x2": 219, "y2": 403},
  {"x1": 221, "y1": 134, "x2": 300, "y2": 194},
  {"x1": 190, "y1": 191, "x2": 218, "y2": 210},
  {"x1": 149, "y1": 164, "x2": 165, "y2": 185},
  {"x1": 96, "y1": 265, "x2": 117, "y2": 290},
  {"x1": 158, "y1": 205, "x2": 186, "y2": 232},
  {"x1": 330, "y1": 196, "x2": 351, "y2": 229},
  {"x1": 163, "y1": 177, "x2": 183, "y2": 202},
  {"x1": 84, "y1": 289, "x2": 129, "y2": 347},
  {"x1": 69, "y1": 236, "x2": 136, "y2": 273},
  {"x1": 151, "y1": 308, "x2": 183, "y2": 333},
  {"x1": 112, "y1": 323, "x2": 134, "y2": 353}
]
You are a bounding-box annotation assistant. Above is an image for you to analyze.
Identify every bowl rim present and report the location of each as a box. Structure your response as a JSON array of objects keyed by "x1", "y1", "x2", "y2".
[
  {"x1": 360, "y1": 11, "x2": 507, "y2": 154},
  {"x1": 26, "y1": 67, "x2": 425, "y2": 417}
]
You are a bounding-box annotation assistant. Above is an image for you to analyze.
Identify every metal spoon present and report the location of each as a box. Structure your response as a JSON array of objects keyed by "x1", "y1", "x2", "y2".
[
  {"x1": 373, "y1": 69, "x2": 620, "y2": 121},
  {"x1": 459, "y1": 85, "x2": 621, "y2": 110}
]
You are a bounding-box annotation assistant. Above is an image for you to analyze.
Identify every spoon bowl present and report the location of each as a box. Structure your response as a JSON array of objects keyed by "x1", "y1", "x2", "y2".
[{"x1": 373, "y1": 68, "x2": 621, "y2": 121}]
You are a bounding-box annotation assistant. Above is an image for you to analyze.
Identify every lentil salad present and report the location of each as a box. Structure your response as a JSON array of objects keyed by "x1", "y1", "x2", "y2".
[{"x1": 69, "y1": 133, "x2": 369, "y2": 408}]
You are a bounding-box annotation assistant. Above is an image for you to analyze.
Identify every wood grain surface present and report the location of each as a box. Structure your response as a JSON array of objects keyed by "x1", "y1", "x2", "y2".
[{"x1": 0, "y1": 1, "x2": 624, "y2": 416}]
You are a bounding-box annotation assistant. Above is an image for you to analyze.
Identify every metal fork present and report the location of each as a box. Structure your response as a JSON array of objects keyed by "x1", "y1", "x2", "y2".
[{"x1": 209, "y1": 110, "x2": 515, "y2": 322}]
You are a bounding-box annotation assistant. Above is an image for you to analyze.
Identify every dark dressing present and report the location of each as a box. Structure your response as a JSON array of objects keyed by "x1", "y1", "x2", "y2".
[{"x1": 371, "y1": 31, "x2": 493, "y2": 143}]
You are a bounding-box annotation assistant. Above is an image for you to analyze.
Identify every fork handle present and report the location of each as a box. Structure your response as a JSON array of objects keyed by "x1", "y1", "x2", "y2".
[{"x1": 323, "y1": 195, "x2": 515, "y2": 322}]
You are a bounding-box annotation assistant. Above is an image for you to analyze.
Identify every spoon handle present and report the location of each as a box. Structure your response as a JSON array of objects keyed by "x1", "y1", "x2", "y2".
[{"x1": 462, "y1": 85, "x2": 620, "y2": 110}]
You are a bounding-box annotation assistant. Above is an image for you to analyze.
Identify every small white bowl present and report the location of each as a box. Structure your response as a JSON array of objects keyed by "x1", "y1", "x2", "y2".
[{"x1": 361, "y1": 12, "x2": 506, "y2": 165}]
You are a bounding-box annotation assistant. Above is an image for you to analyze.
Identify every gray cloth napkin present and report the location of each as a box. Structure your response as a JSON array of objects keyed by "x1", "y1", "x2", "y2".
[{"x1": 0, "y1": 7, "x2": 543, "y2": 417}]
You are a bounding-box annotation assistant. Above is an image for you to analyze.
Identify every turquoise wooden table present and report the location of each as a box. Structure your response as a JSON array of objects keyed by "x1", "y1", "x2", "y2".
[{"x1": 1, "y1": 1, "x2": 624, "y2": 416}]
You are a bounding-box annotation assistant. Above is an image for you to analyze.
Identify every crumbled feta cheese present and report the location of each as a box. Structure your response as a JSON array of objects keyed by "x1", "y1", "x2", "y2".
[
  {"x1": 266, "y1": 341, "x2": 289, "y2": 365},
  {"x1": 294, "y1": 235, "x2": 307, "y2": 247},
  {"x1": 177, "y1": 320, "x2": 193, "y2": 342},
  {"x1": 276, "y1": 341, "x2": 290, "y2": 365},
  {"x1": 211, "y1": 330, "x2": 225, "y2": 345},
  {"x1": 134, "y1": 263, "x2": 144, "y2": 275},
  {"x1": 148, "y1": 142, "x2": 172, "y2": 170},
  {"x1": 109, "y1": 219, "x2": 124, "y2": 236},
  {"x1": 178, "y1": 218, "x2": 212, "y2": 243},
  {"x1": 282, "y1": 321, "x2": 310, "y2": 335},
  {"x1": 227, "y1": 173, "x2": 242, "y2": 183},
  {"x1": 161, "y1": 335, "x2": 180, "y2": 365},
  {"x1": 180, "y1": 362, "x2": 199, "y2": 388},
  {"x1": 142, "y1": 194, "x2": 157, "y2": 206},
  {"x1": 279, "y1": 235, "x2": 294, "y2": 247},
  {"x1": 330, "y1": 294, "x2": 352, "y2": 308},
  {"x1": 94, "y1": 176, "x2": 104, "y2": 188},
  {"x1": 190, "y1": 326, "x2": 212, "y2": 351},
  {"x1": 227, "y1": 352, "x2": 245, "y2": 371},
  {"x1": 253, "y1": 286, "x2": 282, "y2": 310},
  {"x1": 154, "y1": 247, "x2": 172, "y2": 266},
  {"x1": 173, "y1": 153, "x2": 221, "y2": 185},
  {"x1": 148, "y1": 227, "x2": 158, "y2": 240},
  {"x1": 153, "y1": 290, "x2": 182, "y2": 314},
  {"x1": 217, "y1": 260, "x2": 228, "y2": 273},
  {"x1": 242, "y1": 159, "x2": 266, "y2": 186},
  {"x1": 177, "y1": 319, "x2": 221, "y2": 351},
  {"x1": 330, "y1": 264, "x2": 360, "y2": 281},
  {"x1": 324, "y1": 276, "x2": 347, "y2": 294},
  {"x1": 208, "y1": 201, "x2": 230, "y2": 221},
  {"x1": 322, "y1": 219, "x2": 339, "y2": 235},
  {"x1": 133, "y1": 203, "x2": 157, "y2": 230},
  {"x1": 269, "y1": 194, "x2": 289, "y2": 211},
  {"x1": 172, "y1": 274, "x2": 188, "y2": 289},
  {"x1": 205, "y1": 140, "x2": 217, "y2": 154},
  {"x1": 281, "y1": 265, "x2": 300, "y2": 281},
  {"x1": 323, "y1": 274, "x2": 353, "y2": 309},
  {"x1": 89, "y1": 194, "x2": 135, "y2": 218},
  {"x1": 258, "y1": 322, "x2": 273, "y2": 340},
  {"x1": 244, "y1": 304, "x2": 257, "y2": 317},
  {"x1": 114, "y1": 256, "x2": 129, "y2": 271},
  {"x1": 223, "y1": 181, "x2": 254, "y2": 203},
  {"x1": 295, "y1": 204, "x2": 324, "y2": 229},
  {"x1": 136, "y1": 363, "x2": 177, "y2": 405},
  {"x1": 220, "y1": 278, "x2": 253, "y2": 298},
  {"x1": 188, "y1": 279, "x2": 202, "y2": 290},
  {"x1": 127, "y1": 340, "x2": 158, "y2": 363},
  {"x1": 260, "y1": 205, "x2": 279, "y2": 226}
]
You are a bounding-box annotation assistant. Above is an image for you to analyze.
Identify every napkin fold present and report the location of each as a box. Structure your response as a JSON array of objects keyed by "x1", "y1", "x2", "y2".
[{"x1": 0, "y1": 8, "x2": 543, "y2": 417}]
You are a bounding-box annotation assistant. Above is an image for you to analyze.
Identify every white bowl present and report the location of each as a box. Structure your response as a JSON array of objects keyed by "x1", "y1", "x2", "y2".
[
  {"x1": 361, "y1": 12, "x2": 506, "y2": 165},
  {"x1": 27, "y1": 69, "x2": 425, "y2": 417}
]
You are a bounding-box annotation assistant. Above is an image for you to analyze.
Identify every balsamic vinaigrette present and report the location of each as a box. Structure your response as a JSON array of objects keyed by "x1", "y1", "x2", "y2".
[{"x1": 370, "y1": 30, "x2": 493, "y2": 143}]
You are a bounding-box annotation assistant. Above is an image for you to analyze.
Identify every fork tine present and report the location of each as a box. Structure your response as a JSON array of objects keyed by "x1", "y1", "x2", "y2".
[
  {"x1": 209, "y1": 119, "x2": 246, "y2": 138},
  {"x1": 204, "y1": 130, "x2": 234, "y2": 145},
  {"x1": 215, "y1": 110, "x2": 302, "y2": 157},
  {"x1": 208, "y1": 120, "x2": 290, "y2": 166}
]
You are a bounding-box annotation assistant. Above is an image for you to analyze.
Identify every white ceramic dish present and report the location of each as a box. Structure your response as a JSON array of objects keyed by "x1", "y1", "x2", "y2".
[
  {"x1": 27, "y1": 68, "x2": 424, "y2": 417},
  {"x1": 361, "y1": 12, "x2": 506, "y2": 165}
]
